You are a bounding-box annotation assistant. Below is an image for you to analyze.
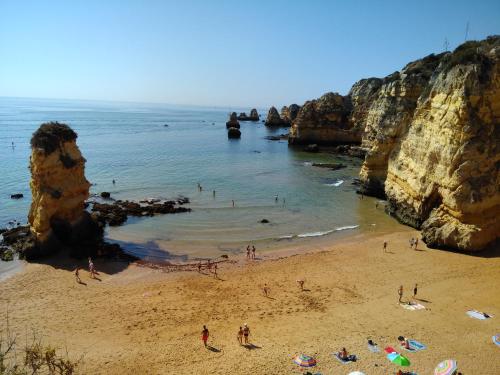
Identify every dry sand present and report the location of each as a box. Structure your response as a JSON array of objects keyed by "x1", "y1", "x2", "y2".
[{"x1": 1, "y1": 227, "x2": 499, "y2": 374}]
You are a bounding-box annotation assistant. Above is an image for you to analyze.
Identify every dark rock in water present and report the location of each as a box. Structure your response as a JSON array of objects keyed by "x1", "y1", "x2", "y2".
[
  {"x1": 265, "y1": 134, "x2": 288, "y2": 141},
  {"x1": 332, "y1": 145, "x2": 367, "y2": 159},
  {"x1": 226, "y1": 112, "x2": 240, "y2": 129},
  {"x1": 1, "y1": 226, "x2": 30, "y2": 245},
  {"x1": 100, "y1": 192, "x2": 111, "y2": 199},
  {"x1": 260, "y1": 219, "x2": 270, "y2": 223},
  {"x1": 228, "y1": 127, "x2": 241, "y2": 139},
  {"x1": 312, "y1": 163, "x2": 347, "y2": 171},
  {"x1": 238, "y1": 109, "x2": 260, "y2": 121},
  {"x1": 164, "y1": 124, "x2": 169, "y2": 127},
  {"x1": 351, "y1": 178, "x2": 362, "y2": 186},
  {"x1": 304, "y1": 144, "x2": 319, "y2": 153},
  {"x1": 10, "y1": 193, "x2": 23, "y2": 199}
]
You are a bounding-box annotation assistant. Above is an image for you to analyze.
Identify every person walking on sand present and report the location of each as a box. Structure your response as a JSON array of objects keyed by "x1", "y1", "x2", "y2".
[
  {"x1": 297, "y1": 279, "x2": 305, "y2": 291},
  {"x1": 413, "y1": 283, "x2": 418, "y2": 299},
  {"x1": 201, "y1": 325, "x2": 209, "y2": 347},
  {"x1": 398, "y1": 285, "x2": 403, "y2": 303},
  {"x1": 213, "y1": 263, "x2": 218, "y2": 278},
  {"x1": 251, "y1": 246, "x2": 256, "y2": 260},
  {"x1": 414, "y1": 238, "x2": 419, "y2": 250},
  {"x1": 75, "y1": 267, "x2": 81, "y2": 283},
  {"x1": 242, "y1": 323, "x2": 250, "y2": 344},
  {"x1": 237, "y1": 326, "x2": 244, "y2": 345},
  {"x1": 198, "y1": 261, "x2": 202, "y2": 273},
  {"x1": 246, "y1": 245, "x2": 251, "y2": 259},
  {"x1": 88, "y1": 257, "x2": 96, "y2": 279},
  {"x1": 262, "y1": 283, "x2": 270, "y2": 297},
  {"x1": 383, "y1": 240, "x2": 388, "y2": 253}
]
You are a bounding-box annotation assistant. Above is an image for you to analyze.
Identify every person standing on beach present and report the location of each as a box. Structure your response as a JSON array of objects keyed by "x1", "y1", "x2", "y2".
[
  {"x1": 297, "y1": 279, "x2": 305, "y2": 291},
  {"x1": 251, "y1": 246, "x2": 256, "y2": 259},
  {"x1": 88, "y1": 257, "x2": 96, "y2": 279},
  {"x1": 246, "y1": 245, "x2": 251, "y2": 259},
  {"x1": 262, "y1": 283, "x2": 270, "y2": 297},
  {"x1": 282, "y1": 198, "x2": 285, "y2": 207},
  {"x1": 413, "y1": 283, "x2": 418, "y2": 298},
  {"x1": 213, "y1": 190, "x2": 216, "y2": 198},
  {"x1": 275, "y1": 194, "x2": 278, "y2": 203},
  {"x1": 237, "y1": 326, "x2": 244, "y2": 345},
  {"x1": 75, "y1": 267, "x2": 81, "y2": 283},
  {"x1": 213, "y1": 263, "x2": 218, "y2": 279},
  {"x1": 398, "y1": 285, "x2": 403, "y2": 303},
  {"x1": 232, "y1": 200, "x2": 235, "y2": 207},
  {"x1": 242, "y1": 323, "x2": 250, "y2": 344},
  {"x1": 414, "y1": 238, "x2": 419, "y2": 250},
  {"x1": 198, "y1": 262, "x2": 202, "y2": 273},
  {"x1": 409, "y1": 238, "x2": 414, "y2": 249},
  {"x1": 201, "y1": 325, "x2": 209, "y2": 347},
  {"x1": 383, "y1": 240, "x2": 388, "y2": 253}
]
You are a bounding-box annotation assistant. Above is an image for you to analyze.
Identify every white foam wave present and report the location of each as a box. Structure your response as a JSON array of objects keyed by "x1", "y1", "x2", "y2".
[
  {"x1": 297, "y1": 230, "x2": 334, "y2": 238},
  {"x1": 325, "y1": 180, "x2": 344, "y2": 187},
  {"x1": 277, "y1": 235, "x2": 294, "y2": 240},
  {"x1": 335, "y1": 225, "x2": 359, "y2": 231}
]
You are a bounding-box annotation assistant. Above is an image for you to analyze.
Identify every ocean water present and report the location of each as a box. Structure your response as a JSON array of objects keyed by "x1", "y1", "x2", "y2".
[{"x1": 0, "y1": 97, "x2": 397, "y2": 261}]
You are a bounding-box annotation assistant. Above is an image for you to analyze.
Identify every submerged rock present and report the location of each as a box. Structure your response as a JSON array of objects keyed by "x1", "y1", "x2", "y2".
[
  {"x1": 100, "y1": 192, "x2": 111, "y2": 199},
  {"x1": 10, "y1": 193, "x2": 23, "y2": 199},
  {"x1": 304, "y1": 144, "x2": 319, "y2": 153},
  {"x1": 312, "y1": 163, "x2": 347, "y2": 171}
]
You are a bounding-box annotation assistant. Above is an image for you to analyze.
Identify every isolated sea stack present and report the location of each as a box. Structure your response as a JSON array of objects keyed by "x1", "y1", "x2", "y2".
[
  {"x1": 237, "y1": 109, "x2": 259, "y2": 121},
  {"x1": 288, "y1": 92, "x2": 358, "y2": 144},
  {"x1": 356, "y1": 36, "x2": 500, "y2": 251},
  {"x1": 27, "y1": 122, "x2": 102, "y2": 258},
  {"x1": 265, "y1": 106, "x2": 288, "y2": 126},
  {"x1": 226, "y1": 112, "x2": 240, "y2": 128}
]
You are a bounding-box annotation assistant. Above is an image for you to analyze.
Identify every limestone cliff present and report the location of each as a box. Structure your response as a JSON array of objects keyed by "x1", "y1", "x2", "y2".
[
  {"x1": 265, "y1": 106, "x2": 288, "y2": 126},
  {"x1": 27, "y1": 122, "x2": 100, "y2": 257},
  {"x1": 359, "y1": 36, "x2": 500, "y2": 251},
  {"x1": 288, "y1": 92, "x2": 357, "y2": 144},
  {"x1": 280, "y1": 104, "x2": 301, "y2": 124}
]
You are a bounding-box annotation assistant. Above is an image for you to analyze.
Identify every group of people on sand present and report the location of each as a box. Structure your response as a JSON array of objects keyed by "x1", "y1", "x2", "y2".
[
  {"x1": 197, "y1": 259, "x2": 219, "y2": 278},
  {"x1": 246, "y1": 245, "x2": 256, "y2": 260},
  {"x1": 201, "y1": 323, "x2": 251, "y2": 347},
  {"x1": 74, "y1": 257, "x2": 99, "y2": 283},
  {"x1": 398, "y1": 283, "x2": 418, "y2": 303}
]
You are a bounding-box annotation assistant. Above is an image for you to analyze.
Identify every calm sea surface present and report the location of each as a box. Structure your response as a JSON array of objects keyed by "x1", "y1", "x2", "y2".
[{"x1": 0, "y1": 97, "x2": 397, "y2": 261}]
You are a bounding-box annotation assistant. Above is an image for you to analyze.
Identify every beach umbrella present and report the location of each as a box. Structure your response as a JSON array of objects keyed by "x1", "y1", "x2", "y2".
[
  {"x1": 292, "y1": 354, "x2": 317, "y2": 367},
  {"x1": 434, "y1": 359, "x2": 458, "y2": 375},
  {"x1": 493, "y1": 334, "x2": 500, "y2": 347},
  {"x1": 387, "y1": 352, "x2": 410, "y2": 366}
]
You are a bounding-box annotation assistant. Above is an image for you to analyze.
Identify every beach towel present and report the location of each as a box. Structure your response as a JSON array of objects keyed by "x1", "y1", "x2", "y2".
[
  {"x1": 384, "y1": 346, "x2": 396, "y2": 354},
  {"x1": 401, "y1": 340, "x2": 426, "y2": 352},
  {"x1": 493, "y1": 334, "x2": 500, "y2": 347},
  {"x1": 467, "y1": 310, "x2": 493, "y2": 320},
  {"x1": 367, "y1": 343, "x2": 380, "y2": 353},
  {"x1": 332, "y1": 353, "x2": 357, "y2": 364},
  {"x1": 402, "y1": 303, "x2": 426, "y2": 310}
]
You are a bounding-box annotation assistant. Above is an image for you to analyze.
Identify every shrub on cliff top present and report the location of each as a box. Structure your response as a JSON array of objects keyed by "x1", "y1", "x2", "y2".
[{"x1": 31, "y1": 122, "x2": 78, "y2": 155}]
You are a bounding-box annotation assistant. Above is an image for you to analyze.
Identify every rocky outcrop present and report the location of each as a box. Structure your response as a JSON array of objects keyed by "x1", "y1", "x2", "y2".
[
  {"x1": 237, "y1": 109, "x2": 259, "y2": 121},
  {"x1": 288, "y1": 92, "x2": 357, "y2": 144},
  {"x1": 265, "y1": 106, "x2": 288, "y2": 126},
  {"x1": 358, "y1": 36, "x2": 500, "y2": 251},
  {"x1": 227, "y1": 127, "x2": 241, "y2": 139},
  {"x1": 226, "y1": 112, "x2": 240, "y2": 129},
  {"x1": 280, "y1": 104, "x2": 301, "y2": 124},
  {"x1": 21, "y1": 122, "x2": 105, "y2": 258}
]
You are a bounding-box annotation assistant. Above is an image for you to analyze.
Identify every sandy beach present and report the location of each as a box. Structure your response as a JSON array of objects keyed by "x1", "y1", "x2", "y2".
[{"x1": 1, "y1": 227, "x2": 499, "y2": 375}]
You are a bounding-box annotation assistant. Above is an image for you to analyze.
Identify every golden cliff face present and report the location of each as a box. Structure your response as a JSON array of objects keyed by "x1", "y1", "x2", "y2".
[
  {"x1": 360, "y1": 37, "x2": 500, "y2": 251},
  {"x1": 28, "y1": 123, "x2": 90, "y2": 242},
  {"x1": 288, "y1": 92, "x2": 358, "y2": 144}
]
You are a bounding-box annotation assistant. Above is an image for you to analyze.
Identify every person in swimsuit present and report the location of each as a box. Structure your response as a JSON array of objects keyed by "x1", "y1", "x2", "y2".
[
  {"x1": 251, "y1": 246, "x2": 256, "y2": 259},
  {"x1": 246, "y1": 246, "x2": 251, "y2": 259},
  {"x1": 201, "y1": 325, "x2": 209, "y2": 347},
  {"x1": 398, "y1": 285, "x2": 403, "y2": 303},
  {"x1": 237, "y1": 326, "x2": 243, "y2": 345},
  {"x1": 383, "y1": 240, "x2": 388, "y2": 253},
  {"x1": 414, "y1": 238, "x2": 419, "y2": 249},
  {"x1": 242, "y1": 323, "x2": 250, "y2": 344},
  {"x1": 413, "y1": 283, "x2": 418, "y2": 298},
  {"x1": 297, "y1": 279, "x2": 305, "y2": 291},
  {"x1": 262, "y1": 283, "x2": 270, "y2": 297},
  {"x1": 213, "y1": 263, "x2": 218, "y2": 279},
  {"x1": 88, "y1": 257, "x2": 95, "y2": 279},
  {"x1": 339, "y1": 347, "x2": 348, "y2": 360},
  {"x1": 198, "y1": 262, "x2": 202, "y2": 273}
]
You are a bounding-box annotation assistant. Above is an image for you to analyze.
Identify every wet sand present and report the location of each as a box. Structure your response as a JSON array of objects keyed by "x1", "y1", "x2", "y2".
[{"x1": 1, "y1": 227, "x2": 499, "y2": 374}]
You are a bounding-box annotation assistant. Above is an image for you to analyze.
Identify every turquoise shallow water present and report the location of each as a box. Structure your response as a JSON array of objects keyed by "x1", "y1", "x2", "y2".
[{"x1": 0, "y1": 97, "x2": 397, "y2": 261}]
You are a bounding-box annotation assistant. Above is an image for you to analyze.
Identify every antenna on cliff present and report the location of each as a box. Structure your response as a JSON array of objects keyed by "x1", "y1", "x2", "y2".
[
  {"x1": 443, "y1": 37, "x2": 449, "y2": 52},
  {"x1": 464, "y1": 21, "x2": 470, "y2": 41}
]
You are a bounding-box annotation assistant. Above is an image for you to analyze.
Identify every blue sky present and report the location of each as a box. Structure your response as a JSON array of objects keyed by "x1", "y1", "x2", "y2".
[{"x1": 0, "y1": 0, "x2": 499, "y2": 108}]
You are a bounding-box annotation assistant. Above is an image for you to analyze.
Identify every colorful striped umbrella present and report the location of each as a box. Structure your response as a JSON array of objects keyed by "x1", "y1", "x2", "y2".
[
  {"x1": 292, "y1": 354, "x2": 317, "y2": 367},
  {"x1": 493, "y1": 334, "x2": 500, "y2": 347},
  {"x1": 387, "y1": 352, "x2": 410, "y2": 366},
  {"x1": 434, "y1": 359, "x2": 458, "y2": 375}
]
